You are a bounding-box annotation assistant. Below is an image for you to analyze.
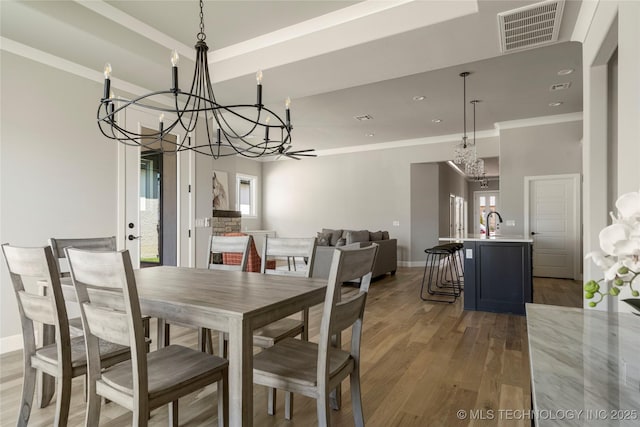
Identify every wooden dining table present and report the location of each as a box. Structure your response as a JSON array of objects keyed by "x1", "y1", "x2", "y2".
[{"x1": 41, "y1": 266, "x2": 327, "y2": 427}]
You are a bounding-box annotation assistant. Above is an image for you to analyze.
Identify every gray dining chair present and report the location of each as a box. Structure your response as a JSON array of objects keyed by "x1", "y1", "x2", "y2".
[
  {"x1": 49, "y1": 236, "x2": 151, "y2": 340},
  {"x1": 66, "y1": 247, "x2": 229, "y2": 427},
  {"x1": 255, "y1": 236, "x2": 317, "y2": 417},
  {"x1": 1, "y1": 244, "x2": 131, "y2": 427},
  {"x1": 253, "y1": 243, "x2": 378, "y2": 426}
]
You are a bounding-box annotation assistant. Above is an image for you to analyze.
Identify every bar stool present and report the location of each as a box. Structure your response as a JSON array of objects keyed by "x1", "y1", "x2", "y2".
[{"x1": 419, "y1": 243, "x2": 463, "y2": 303}]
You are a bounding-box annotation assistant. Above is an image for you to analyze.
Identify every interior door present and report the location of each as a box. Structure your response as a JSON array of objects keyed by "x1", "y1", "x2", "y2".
[
  {"x1": 527, "y1": 175, "x2": 580, "y2": 279},
  {"x1": 118, "y1": 106, "x2": 188, "y2": 268}
]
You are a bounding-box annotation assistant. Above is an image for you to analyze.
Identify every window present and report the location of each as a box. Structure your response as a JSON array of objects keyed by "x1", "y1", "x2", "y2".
[{"x1": 236, "y1": 174, "x2": 257, "y2": 217}]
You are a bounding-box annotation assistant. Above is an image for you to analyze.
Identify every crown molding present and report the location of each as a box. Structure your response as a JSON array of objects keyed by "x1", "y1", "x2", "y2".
[
  {"x1": 74, "y1": 0, "x2": 195, "y2": 61},
  {"x1": 313, "y1": 129, "x2": 499, "y2": 157},
  {"x1": 571, "y1": 0, "x2": 600, "y2": 43},
  {"x1": 1, "y1": 37, "x2": 174, "y2": 107},
  {"x1": 494, "y1": 112, "x2": 583, "y2": 131}
]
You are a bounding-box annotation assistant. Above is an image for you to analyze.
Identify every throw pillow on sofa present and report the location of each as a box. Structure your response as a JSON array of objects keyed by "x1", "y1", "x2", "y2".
[
  {"x1": 335, "y1": 237, "x2": 346, "y2": 247},
  {"x1": 369, "y1": 230, "x2": 384, "y2": 241},
  {"x1": 322, "y1": 228, "x2": 343, "y2": 246},
  {"x1": 317, "y1": 231, "x2": 332, "y2": 246},
  {"x1": 345, "y1": 230, "x2": 370, "y2": 245}
]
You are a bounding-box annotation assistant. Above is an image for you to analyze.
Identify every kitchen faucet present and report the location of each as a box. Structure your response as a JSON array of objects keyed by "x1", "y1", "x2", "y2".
[{"x1": 486, "y1": 211, "x2": 503, "y2": 235}]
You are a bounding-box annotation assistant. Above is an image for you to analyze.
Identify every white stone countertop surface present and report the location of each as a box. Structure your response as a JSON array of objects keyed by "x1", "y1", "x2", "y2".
[
  {"x1": 439, "y1": 234, "x2": 533, "y2": 243},
  {"x1": 526, "y1": 303, "x2": 640, "y2": 426}
]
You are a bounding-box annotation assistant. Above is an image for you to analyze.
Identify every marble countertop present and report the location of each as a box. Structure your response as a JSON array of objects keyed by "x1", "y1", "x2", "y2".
[
  {"x1": 439, "y1": 234, "x2": 533, "y2": 243},
  {"x1": 526, "y1": 303, "x2": 640, "y2": 426}
]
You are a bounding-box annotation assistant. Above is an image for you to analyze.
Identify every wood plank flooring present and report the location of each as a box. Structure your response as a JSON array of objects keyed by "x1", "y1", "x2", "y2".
[{"x1": 0, "y1": 268, "x2": 580, "y2": 426}]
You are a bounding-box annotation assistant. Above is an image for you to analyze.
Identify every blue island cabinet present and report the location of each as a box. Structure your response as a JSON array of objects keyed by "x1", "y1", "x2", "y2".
[{"x1": 462, "y1": 240, "x2": 533, "y2": 315}]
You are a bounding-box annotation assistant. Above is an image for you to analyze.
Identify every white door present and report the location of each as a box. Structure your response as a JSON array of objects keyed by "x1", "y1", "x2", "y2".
[
  {"x1": 526, "y1": 174, "x2": 580, "y2": 279},
  {"x1": 117, "y1": 106, "x2": 194, "y2": 268}
]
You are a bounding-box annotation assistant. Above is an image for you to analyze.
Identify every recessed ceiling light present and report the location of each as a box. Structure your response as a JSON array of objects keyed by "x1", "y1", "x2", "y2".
[
  {"x1": 413, "y1": 96, "x2": 426, "y2": 101},
  {"x1": 432, "y1": 119, "x2": 442, "y2": 123},
  {"x1": 549, "y1": 101, "x2": 563, "y2": 107},
  {"x1": 557, "y1": 68, "x2": 574, "y2": 75},
  {"x1": 366, "y1": 132, "x2": 375, "y2": 137}
]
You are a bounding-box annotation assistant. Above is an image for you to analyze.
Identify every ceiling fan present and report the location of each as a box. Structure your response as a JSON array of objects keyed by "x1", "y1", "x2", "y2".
[{"x1": 276, "y1": 146, "x2": 317, "y2": 160}]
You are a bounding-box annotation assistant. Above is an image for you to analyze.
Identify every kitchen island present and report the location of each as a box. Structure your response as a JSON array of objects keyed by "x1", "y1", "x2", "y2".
[{"x1": 439, "y1": 234, "x2": 533, "y2": 315}]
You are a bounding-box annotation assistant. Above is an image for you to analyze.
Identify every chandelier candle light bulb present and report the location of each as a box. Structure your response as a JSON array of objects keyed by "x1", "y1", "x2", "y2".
[
  {"x1": 103, "y1": 63, "x2": 112, "y2": 99},
  {"x1": 171, "y1": 49, "x2": 179, "y2": 92},
  {"x1": 285, "y1": 97, "x2": 291, "y2": 128},
  {"x1": 256, "y1": 70, "x2": 263, "y2": 107}
]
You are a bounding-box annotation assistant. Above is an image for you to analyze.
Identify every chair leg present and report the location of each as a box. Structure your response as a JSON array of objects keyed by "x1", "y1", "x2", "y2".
[
  {"x1": 84, "y1": 384, "x2": 102, "y2": 427},
  {"x1": 132, "y1": 405, "x2": 148, "y2": 427},
  {"x1": 169, "y1": 400, "x2": 179, "y2": 427},
  {"x1": 53, "y1": 372, "x2": 72, "y2": 427},
  {"x1": 219, "y1": 332, "x2": 228, "y2": 359},
  {"x1": 17, "y1": 365, "x2": 36, "y2": 427},
  {"x1": 350, "y1": 369, "x2": 365, "y2": 427},
  {"x1": 285, "y1": 391, "x2": 294, "y2": 420},
  {"x1": 316, "y1": 392, "x2": 331, "y2": 427},
  {"x1": 267, "y1": 388, "x2": 276, "y2": 415},
  {"x1": 218, "y1": 372, "x2": 229, "y2": 427}
]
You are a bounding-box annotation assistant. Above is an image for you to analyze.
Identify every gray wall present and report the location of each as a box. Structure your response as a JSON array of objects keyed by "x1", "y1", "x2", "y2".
[
  {"x1": 194, "y1": 154, "x2": 263, "y2": 269},
  {"x1": 262, "y1": 137, "x2": 500, "y2": 264},
  {"x1": 410, "y1": 163, "x2": 439, "y2": 261},
  {"x1": 1, "y1": 52, "x2": 119, "y2": 339},
  {"x1": 499, "y1": 121, "x2": 583, "y2": 236}
]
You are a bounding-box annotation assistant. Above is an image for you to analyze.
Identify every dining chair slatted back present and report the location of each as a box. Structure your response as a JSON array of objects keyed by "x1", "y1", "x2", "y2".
[
  {"x1": 66, "y1": 247, "x2": 229, "y2": 426},
  {"x1": 318, "y1": 244, "x2": 377, "y2": 383},
  {"x1": 252, "y1": 243, "x2": 378, "y2": 426},
  {"x1": 254, "y1": 236, "x2": 317, "y2": 417},
  {"x1": 261, "y1": 236, "x2": 317, "y2": 277},
  {"x1": 3, "y1": 244, "x2": 70, "y2": 426},
  {"x1": 49, "y1": 237, "x2": 116, "y2": 277},
  {"x1": 2, "y1": 244, "x2": 131, "y2": 427},
  {"x1": 207, "y1": 235, "x2": 251, "y2": 271},
  {"x1": 65, "y1": 248, "x2": 147, "y2": 410}
]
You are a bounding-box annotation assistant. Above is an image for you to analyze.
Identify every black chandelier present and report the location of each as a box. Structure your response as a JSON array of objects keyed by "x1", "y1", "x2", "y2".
[{"x1": 97, "y1": 0, "x2": 315, "y2": 160}]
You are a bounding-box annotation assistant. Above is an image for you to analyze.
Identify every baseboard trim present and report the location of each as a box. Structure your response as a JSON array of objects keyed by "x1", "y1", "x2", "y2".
[
  {"x1": 0, "y1": 334, "x2": 22, "y2": 355},
  {"x1": 399, "y1": 261, "x2": 425, "y2": 268}
]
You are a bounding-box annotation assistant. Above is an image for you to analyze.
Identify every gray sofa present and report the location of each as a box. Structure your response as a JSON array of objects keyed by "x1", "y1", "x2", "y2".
[{"x1": 311, "y1": 229, "x2": 397, "y2": 279}]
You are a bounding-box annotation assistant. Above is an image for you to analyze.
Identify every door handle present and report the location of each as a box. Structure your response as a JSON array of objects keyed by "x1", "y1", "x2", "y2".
[
  {"x1": 128, "y1": 234, "x2": 141, "y2": 241},
  {"x1": 530, "y1": 232, "x2": 537, "y2": 236}
]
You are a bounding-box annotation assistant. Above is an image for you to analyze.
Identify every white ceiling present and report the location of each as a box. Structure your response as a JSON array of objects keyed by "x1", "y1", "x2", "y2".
[{"x1": 1, "y1": 0, "x2": 584, "y2": 156}]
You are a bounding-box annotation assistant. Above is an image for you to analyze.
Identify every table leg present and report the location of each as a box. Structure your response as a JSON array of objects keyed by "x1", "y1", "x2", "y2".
[
  {"x1": 157, "y1": 318, "x2": 167, "y2": 349},
  {"x1": 228, "y1": 318, "x2": 253, "y2": 427}
]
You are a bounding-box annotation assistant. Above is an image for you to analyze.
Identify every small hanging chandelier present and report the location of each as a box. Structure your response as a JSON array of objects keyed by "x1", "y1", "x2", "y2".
[
  {"x1": 454, "y1": 72, "x2": 475, "y2": 166},
  {"x1": 479, "y1": 173, "x2": 489, "y2": 189},
  {"x1": 465, "y1": 99, "x2": 484, "y2": 179},
  {"x1": 97, "y1": 0, "x2": 315, "y2": 160}
]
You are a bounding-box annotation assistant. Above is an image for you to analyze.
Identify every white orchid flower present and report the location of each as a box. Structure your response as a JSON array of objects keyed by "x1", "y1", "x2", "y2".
[{"x1": 615, "y1": 190, "x2": 640, "y2": 219}]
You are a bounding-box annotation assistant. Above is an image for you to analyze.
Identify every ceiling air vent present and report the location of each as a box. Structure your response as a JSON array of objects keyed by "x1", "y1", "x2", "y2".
[{"x1": 498, "y1": 0, "x2": 565, "y2": 53}]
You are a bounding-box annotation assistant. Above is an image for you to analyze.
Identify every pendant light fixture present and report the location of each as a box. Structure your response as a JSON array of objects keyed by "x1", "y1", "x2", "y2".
[
  {"x1": 465, "y1": 99, "x2": 484, "y2": 179},
  {"x1": 454, "y1": 72, "x2": 475, "y2": 167},
  {"x1": 97, "y1": 0, "x2": 315, "y2": 160}
]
